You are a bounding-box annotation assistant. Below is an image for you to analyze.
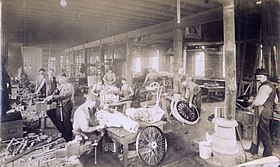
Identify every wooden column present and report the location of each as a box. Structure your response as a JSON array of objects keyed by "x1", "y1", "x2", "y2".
[
  {"x1": 125, "y1": 39, "x2": 133, "y2": 85},
  {"x1": 100, "y1": 44, "x2": 105, "y2": 74},
  {"x1": 223, "y1": 1, "x2": 236, "y2": 120},
  {"x1": 183, "y1": 46, "x2": 187, "y2": 74},
  {"x1": 173, "y1": 28, "x2": 183, "y2": 93}
]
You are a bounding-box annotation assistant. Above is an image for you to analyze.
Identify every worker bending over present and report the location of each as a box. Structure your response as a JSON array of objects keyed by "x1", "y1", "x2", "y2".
[{"x1": 73, "y1": 94, "x2": 105, "y2": 141}]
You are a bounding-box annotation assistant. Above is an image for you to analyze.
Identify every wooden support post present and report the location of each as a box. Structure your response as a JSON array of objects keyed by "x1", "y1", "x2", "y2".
[
  {"x1": 100, "y1": 44, "x2": 105, "y2": 74},
  {"x1": 223, "y1": 1, "x2": 237, "y2": 120},
  {"x1": 173, "y1": 28, "x2": 183, "y2": 93},
  {"x1": 125, "y1": 39, "x2": 133, "y2": 85}
]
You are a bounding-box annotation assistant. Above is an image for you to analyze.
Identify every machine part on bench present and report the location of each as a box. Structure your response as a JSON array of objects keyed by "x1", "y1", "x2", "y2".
[
  {"x1": 171, "y1": 99, "x2": 199, "y2": 124},
  {"x1": 136, "y1": 125, "x2": 167, "y2": 166}
]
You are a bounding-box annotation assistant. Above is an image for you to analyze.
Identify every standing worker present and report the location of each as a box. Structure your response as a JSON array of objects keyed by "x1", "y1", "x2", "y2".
[
  {"x1": 45, "y1": 69, "x2": 57, "y2": 96},
  {"x1": 35, "y1": 68, "x2": 46, "y2": 97},
  {"x1": 103, "y1": 66, "x2": 116, "y2": 85},
  {"x1": 45, "y1": 73, "x2": 75, "y2": 142},
  {"x1": 181, "y1": 75, "x2": 202, "y2": 114},
  {"x1": 246, "y1": 68, "x2": 278, "y2": 157},
  {"x1": 143, "y1": 67, "x2": 158, "y2": 86}
]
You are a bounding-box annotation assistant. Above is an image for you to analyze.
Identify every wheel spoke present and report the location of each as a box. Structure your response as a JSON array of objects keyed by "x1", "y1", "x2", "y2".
[{"x1": 136, "y1": 126, "x2": 167, "y2": 165}]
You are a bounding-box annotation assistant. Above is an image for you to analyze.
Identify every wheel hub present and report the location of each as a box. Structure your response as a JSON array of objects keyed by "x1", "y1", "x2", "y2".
[{"x1": 150, "y1": 141, "x2": 158, "y2": 149}]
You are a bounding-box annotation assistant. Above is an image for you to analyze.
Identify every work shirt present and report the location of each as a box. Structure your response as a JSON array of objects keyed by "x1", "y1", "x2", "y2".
[
  {"x1": 144, "y1": 72, "x2": 158, "y2": 85},
  {"x1": 103, "y1": 71, "x2": 116, "y2": 83},
  {"x1": 90, "y1": 83, "x2": 104, "y2": 96},
  {"x1": 120, "y1": 84, "x2": 134, "y2": 98},
  {"x1": 182, "y1": 80, "x2": 201, "y2": 99},
  {"x1": 73, "y1": 104, "x2": 99, "y2": 133},
  {"x1": 35, "y1": 74, "x2": 46, "y2": 93},
  {"x1": 45, "y1": 75, "x2": 57, "y2": 96},
  {"x1": 53, "y1": 83, "x2": 74, "y2": 106},
  {"x1": 253, "y1": 81, "x2": 278, "y2": 107}
]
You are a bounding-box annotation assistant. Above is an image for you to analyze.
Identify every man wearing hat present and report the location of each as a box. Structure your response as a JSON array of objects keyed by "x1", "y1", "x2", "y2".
[
  {"x1": 246, "y1": 68, "x2": 278, "y2": 157},
  {"x1": 45, "y1": 73, "x2": 75, "y2": 142}
]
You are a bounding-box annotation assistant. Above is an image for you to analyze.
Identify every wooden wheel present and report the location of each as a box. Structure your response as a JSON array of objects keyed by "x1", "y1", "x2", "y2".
[
  {"x1": 146, "y1": 82, "x2": 160, "y2": 91},
  {"x1": 171, "y1": 99, "x2": 199, "y2": 124},
  {"x1": 146, "y1": 91, "x2": 154, "y2": 101},
  {"x1": 136, "y1": 126, "x2": 167, "y2": 166}
]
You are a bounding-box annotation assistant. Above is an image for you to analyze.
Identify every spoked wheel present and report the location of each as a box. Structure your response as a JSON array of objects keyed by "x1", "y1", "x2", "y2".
[
  {"x1": 171, "y1": 99, "x2": 199, "y2": 124},
  {"x1": 146, "y1": 91, "x2": 154, "y2": 101},
  {"x1": 136, "y1": 126, "x2": 167, "y2": 166},
  {"x1": 149, "y1": 82, "x2": 160, "y2": 88}
]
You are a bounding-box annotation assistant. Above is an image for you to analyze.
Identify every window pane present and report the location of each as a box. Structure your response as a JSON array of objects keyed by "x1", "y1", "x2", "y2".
[{"x1": 195, "y1": 52, "x2": 205, "y2": 76}]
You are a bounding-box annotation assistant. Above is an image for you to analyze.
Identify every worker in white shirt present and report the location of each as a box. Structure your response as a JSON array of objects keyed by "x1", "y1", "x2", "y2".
[
  {"x1": 143, "y1": 67, "x2": 158, "y2": 86},
  {"x1": 246, "y1": 68, "x2": 278, "y2": 157},
  {"x1": 72, "y1": 94, "x2": 105, "y2": 141},
  {"x1": 119, "y1": 78, "x2": 134, "y2": 101},
  {"x1": 182, "y1": 75, "x2": 202, "y2": 114}
]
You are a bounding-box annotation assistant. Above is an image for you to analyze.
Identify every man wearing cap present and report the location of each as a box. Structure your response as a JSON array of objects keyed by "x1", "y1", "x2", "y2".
[
  {"x1": 45, "y1": 73, "x2": 75, "y2": 142},
  {"x1": 246, "y1": 68, "x2": 278, "y2": 157}
]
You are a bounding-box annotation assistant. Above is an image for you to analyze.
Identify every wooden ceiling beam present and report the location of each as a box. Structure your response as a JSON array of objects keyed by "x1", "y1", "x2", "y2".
[
  {"x1": 4, "y1": 0, "x2": 172, "y2": 23},
  {"x1": 180, "y1": 0, "x2": 222, "y2": 9},
  {"x1": 4, "y1": 10, "x2": 151, "y2": 30},
  {"x1": 67, "y1": 7, "x2": 223, "y2": 51},
  {"x1": 4, "y1": 15, "x2": 140, "y2": 33},
  {"x1": 3, "y1": 4, "x2": 165, "y2": 26},
  {"x1": 80, "y1": 0, "x2": 176, "y2": 18},
  {"x1": 145, "y1": 0, "x2": 205, "y2": 13}
]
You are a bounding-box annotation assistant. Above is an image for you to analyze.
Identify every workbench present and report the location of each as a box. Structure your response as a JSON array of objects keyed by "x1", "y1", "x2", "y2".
[
  {"x1": 105, "y1": 121, "x2": 166, "y2": 167},
  {"x1": 200, "y1": 85, "x2": 225, "y2": 101}
]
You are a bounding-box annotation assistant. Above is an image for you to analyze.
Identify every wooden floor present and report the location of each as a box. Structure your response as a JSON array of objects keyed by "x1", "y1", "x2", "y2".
[{"x1": 1, "y1": 93, "x2": 280, "y2": 167}]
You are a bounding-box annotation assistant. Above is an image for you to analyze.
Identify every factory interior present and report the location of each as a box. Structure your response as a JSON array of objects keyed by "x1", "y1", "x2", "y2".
[{"x1": 1, "y1": 0, "x2": 280, "y2": 166}]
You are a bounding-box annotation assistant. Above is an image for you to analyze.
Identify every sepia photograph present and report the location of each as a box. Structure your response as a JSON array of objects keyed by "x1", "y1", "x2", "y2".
[{"x1": 0, "y1": 0, "x2": 280, "y2": 166}]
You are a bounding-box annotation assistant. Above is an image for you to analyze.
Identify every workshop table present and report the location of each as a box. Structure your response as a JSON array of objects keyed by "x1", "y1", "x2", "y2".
[
  {"x1": 200, "y1": 85, "x2": 225, "y2": 101},
  {"x1": 105, "y1": 121, "x2": 166, "y2": 167}
]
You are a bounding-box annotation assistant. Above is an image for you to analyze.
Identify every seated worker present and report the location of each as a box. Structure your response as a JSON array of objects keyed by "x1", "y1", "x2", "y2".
[
  {"x1": 119, "y1": 78, "x2": 134, "y2": 101},
  {"x1": 182, "y1": 75, "x2": 202, "y2": 114},
  {"x1": 35, "y1": 68, "x2": 46, "y2": 96},
  {"x1": 73, "y1": 94, "x2": 105, "y2": 141},
  {"x1": 45, "y1": 73, "x2": 75, "y2": 142},
  {"x1": 103, "y1": 66, "x2": 116, "y2": 85},
  {"x1": 143, "y1": 67, "x2": 158, "y2": 86}
]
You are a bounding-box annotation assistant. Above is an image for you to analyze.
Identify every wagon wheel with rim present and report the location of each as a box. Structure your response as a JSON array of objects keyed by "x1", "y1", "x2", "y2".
[
  {"x1": 171, "y1": 99, "x2": 199, "y2": 124},
  {"x1": 136, "y1": 125, "x2": 167, "y2": 166},
  {"x1": 147, "y1": 82, "x2": 160, "y2": 90},
  {"x1": 146, "y1": 91, "x2": 154, "y2": 101}
]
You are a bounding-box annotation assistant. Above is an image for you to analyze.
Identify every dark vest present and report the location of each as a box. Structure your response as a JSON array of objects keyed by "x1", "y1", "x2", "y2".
[{"x1": 259, "y1": 81, "x2": 276, "y2": 108}]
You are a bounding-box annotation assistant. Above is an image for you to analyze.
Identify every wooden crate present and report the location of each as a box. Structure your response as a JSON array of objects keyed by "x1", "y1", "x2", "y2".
[{"x1": 0, "y1": 113, "x2": 23, "y2": 141}]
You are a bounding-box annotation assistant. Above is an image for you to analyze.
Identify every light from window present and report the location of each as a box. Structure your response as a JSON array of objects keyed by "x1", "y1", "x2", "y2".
[
  {"x1": 150, "y1": 50, "x2": 159, "y2": 71},
  {"x1": 195, "y1": 52, "x2": 205, "y2": 76},
  {"x1": 133, "y1": 57, "x2": 141, "y2": 73}
]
